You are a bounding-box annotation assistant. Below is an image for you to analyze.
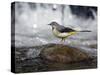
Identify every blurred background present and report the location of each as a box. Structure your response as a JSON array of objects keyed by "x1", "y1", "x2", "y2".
[{"x1": 11, "y1": 2, "x2": 97, "y2": 55}]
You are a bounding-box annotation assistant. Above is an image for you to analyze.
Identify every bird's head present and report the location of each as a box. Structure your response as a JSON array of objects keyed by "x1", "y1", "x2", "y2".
[
  {"x1": 48, "y1": 21, "x2": 60, "y2": 30},
  {"x1": 48, "y1": 21, "x2": 59, "y2": 27},
  {"x1": 48, "y1": 21, "x2": 59, "y2": 30}
]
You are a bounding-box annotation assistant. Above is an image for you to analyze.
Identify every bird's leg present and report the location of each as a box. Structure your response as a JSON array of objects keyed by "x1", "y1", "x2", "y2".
[
  {"x1": 60, "y1": 37, "x2": 66, "y2": 45},
  {"x1": 63, "y1": 38, "x2": 66, "y2": 43},
  {"x1": 60, "y1": 38, "x2": 64, "y2": 44}
]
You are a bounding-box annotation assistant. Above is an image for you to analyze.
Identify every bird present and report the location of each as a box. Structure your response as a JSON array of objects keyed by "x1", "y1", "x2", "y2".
[{"x1": 48, "y1": 21, "x2": 91, "y2": 42}]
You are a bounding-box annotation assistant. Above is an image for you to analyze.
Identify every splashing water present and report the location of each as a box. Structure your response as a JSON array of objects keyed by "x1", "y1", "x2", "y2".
[{"x1": 13, "y1": 2, "x2": 97, "y2": 55}]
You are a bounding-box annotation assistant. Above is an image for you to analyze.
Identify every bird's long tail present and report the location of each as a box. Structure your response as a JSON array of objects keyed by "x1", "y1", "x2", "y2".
[{"x1": 78, "y1": 30, "x2": 91, "y2": 32}]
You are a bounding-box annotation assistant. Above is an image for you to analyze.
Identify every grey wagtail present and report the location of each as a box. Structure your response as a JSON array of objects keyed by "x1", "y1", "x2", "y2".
[{"x1": 48, "y1": 21, "x2": 91, "y2": 42}]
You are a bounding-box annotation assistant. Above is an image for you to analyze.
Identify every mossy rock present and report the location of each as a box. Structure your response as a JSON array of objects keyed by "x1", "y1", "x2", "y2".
[{"x1": 40, "y1": 44, "x2": 90, "y2": 63}]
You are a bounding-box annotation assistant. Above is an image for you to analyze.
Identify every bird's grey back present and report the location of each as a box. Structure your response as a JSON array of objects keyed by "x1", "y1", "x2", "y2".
[{"x1": 56, "y1": 24, "x2": 75, "y2": 33}]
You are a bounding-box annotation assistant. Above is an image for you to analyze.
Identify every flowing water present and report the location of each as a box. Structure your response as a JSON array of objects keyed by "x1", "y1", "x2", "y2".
[{"x1": 13, "y1": 2, "x2": 97, "y2": 56}]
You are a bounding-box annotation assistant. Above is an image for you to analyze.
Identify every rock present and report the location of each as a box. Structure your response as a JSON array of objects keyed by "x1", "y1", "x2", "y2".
[
  {"x1": 14, "y1": 44, "x2": 97, "y2": 73},
  {"x1": 40, "y1": 44, "x2": 90, "y2": 63}
]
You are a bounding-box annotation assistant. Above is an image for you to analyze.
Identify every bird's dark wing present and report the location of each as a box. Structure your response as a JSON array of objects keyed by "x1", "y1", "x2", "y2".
[{"x1": 57, "y1": 26, "x2": 75, "y2": 33}]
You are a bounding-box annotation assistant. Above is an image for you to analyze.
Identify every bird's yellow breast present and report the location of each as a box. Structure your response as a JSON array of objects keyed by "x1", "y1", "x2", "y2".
[{"x1": 52, "y1": 28, "x2": 76, "y2": 38}]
